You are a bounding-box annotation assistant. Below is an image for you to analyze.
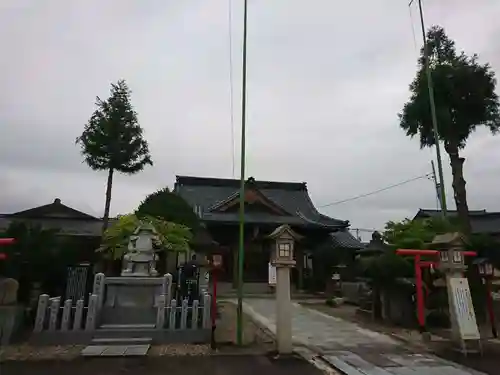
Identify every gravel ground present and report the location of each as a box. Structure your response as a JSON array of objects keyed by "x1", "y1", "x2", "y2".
[
  {"x1": 0, "y1": 354, "x2": 324, "y2": 375},
  {"x1": 0, "y1": 302, "x2": 272, "y2": 361},
  {"x1": 0, "y1": 344, "x2": 211, "y2": 361}
]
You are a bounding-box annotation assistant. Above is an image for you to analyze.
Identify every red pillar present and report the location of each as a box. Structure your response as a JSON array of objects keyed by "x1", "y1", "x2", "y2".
[{"x1": 414, "y1": 254, "x2": 425, "y2": 332}]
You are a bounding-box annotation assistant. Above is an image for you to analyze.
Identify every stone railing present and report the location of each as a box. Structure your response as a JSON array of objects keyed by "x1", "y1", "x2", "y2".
[
  {"x1": 31, "y1": 272, "x2": 211, "y2": 344},
  {"x1": 33, "y1": 293, "x2": 98, "y2": 333},
  {"x1": 155, "y1": 273, "x2": 211, "y2": 330}
]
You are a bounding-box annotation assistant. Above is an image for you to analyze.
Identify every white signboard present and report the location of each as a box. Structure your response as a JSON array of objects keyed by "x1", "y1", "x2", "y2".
[
  {"x1": 449, "y1": 277, "x2": 480, "y2": 341},
  {"x1": 268, "y1": 262, "x2": 276, "y2": 285}
]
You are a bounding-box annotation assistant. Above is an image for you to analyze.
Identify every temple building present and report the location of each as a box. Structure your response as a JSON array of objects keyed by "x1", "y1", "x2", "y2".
[{"x1": 174, "y1": 175, "x2": 360, "y2": 289}]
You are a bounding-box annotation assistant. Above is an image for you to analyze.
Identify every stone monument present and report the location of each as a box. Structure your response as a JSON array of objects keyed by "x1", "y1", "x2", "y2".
[
  {"x1": 0, "y1": 278, "x2": 19, "y2": 305},
  {"x1": 121, "y1": 222, "x2": 160, "y2": 277},
  {"x1": 0, "y1": 277, "x2": 23, "y2": 344}
]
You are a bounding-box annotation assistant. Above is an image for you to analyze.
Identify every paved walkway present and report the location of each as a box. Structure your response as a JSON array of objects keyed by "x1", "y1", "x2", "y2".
[{"x1": 242, "y1": 299, "x2": 486, "y2": 375}]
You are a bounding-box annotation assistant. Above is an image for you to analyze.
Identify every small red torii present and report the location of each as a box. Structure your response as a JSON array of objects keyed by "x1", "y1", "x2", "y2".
[
  {"x1": 396, "y1": 248, "x2": 476, "y2": 332},
  {"x1": 0, "y1": 238, "x2": 15, "y2": 260}
]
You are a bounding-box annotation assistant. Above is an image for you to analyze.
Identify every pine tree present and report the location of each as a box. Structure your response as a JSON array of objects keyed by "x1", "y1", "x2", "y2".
[{"x1": 76, "y1": 80, "x2": 153, "y2": 234}]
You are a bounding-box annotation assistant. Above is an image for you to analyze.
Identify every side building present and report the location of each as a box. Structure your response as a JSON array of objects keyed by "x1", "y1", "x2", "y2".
[
  {"x1": 0, "y1": 198, "x2": 106, "y2": 262},
  {"x1": 414, "y1": 209, "x2": 500, "y2": 239},
  {"x1": 174, "y1": 175, "x2": 362, "y2": 289}
]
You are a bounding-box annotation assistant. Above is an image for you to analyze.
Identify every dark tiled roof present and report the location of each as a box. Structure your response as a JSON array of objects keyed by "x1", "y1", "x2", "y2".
[
  {"x1": 6, "y1": 198, "x2": 99, "y2": 220},
  {"x1": 330, "y1": 231, "x2": 364, "y2": 249},
  {"x1": 414, "y1": 209, "x2": 500, "y2": 235},
  {"x1": 468, "y1": 213, "x2": 500, "y2": 234},
  {"x1": 174, "y1": 176, "x2": 348, "y2": 229},
  {"x1": 414, "y1": 209, "x2": 487, "y2": 219},
  {"x1": 0, "y1": 216, "x2": 103, "y2": 236}
]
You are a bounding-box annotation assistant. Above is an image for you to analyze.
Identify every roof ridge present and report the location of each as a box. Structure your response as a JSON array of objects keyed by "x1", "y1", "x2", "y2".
[
  {"x1": 176, "y1": 175, "x2": 306, "y2": 191},
  {"x1": 8, "y1": 200, "x2": 98, "y2": 220}
]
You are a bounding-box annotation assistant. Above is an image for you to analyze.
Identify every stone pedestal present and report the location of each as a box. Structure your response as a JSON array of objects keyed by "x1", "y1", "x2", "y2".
[
  {"x1": 276, "y1": 266, "x2": 293, "y2": 354},
  {"x1": 267, "y1": 224, "x2": 301, "y2": 355}
]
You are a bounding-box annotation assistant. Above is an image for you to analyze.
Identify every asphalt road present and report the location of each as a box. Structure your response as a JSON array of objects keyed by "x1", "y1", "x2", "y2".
[{"x1": 1, "y1": 354, "x2": 324, "y2": 375}]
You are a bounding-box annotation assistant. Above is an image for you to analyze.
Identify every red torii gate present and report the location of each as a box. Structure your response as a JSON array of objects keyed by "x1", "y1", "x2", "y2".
[
  {"x1": 396, "y1": 248, "x2": 476, "y2": 332},
  {"x1": 0, "y1": 238, "x2": 15, "y2": 260}
]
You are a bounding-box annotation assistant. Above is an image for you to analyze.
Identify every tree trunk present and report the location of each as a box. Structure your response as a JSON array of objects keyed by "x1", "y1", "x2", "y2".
[
  {"x1": 102, "y1": 168, "x2": 114, "y2": 235},
  {"x1": 444, "y1": 142, "x2": 472, "y2": 236}
]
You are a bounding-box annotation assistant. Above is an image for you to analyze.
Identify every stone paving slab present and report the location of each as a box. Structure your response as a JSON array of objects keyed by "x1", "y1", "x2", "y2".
[
  {"x1": 124, "y1": 345, "x2": 150, "y2": 356},
  {"x1": 80, "y1": 344, "x2": 150, "y2": 357},
  {"x1": 101, "y1": 346, "x2": 128, "y2": 356},
  {"x1": 81, "y1": 345, "x2": 107, "y2": 356},
  {"x1": 241, "y1": 299, "x2": 487, "y2": 375}
]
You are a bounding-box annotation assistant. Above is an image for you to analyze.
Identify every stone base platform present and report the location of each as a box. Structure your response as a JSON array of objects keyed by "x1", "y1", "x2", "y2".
[{"x1": 81, "y1": 344, "x2": 150, "y2": 357}]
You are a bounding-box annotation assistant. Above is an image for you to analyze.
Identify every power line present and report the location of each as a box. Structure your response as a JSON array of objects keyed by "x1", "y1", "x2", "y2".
[
  {"x1": 227, "y1": 0, "x2": 236, "y2": 177},
  {"x1": 408, "y1": 1, "x2": 418, "y2": 54},
  {"x1": 319, "y1": 173, "x2": 432, "y2": 208}
]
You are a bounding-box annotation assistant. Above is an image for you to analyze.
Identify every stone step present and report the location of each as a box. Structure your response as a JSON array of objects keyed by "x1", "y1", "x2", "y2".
[
  {"x1": 99, "y1": 323, "x2": 155, "y2": 330},
  {"x1": 91, "y1": 337, "x2": 152, "y2": 345},
  {"x1": 81, "y1": 344, "x2": 150, "y2": 357},
  {"x1": 94, "y1": 328, "x2": 157, "y2": 339},
  {"x1": 219, "y1": 293, "x2": 319, "y2": 300}
]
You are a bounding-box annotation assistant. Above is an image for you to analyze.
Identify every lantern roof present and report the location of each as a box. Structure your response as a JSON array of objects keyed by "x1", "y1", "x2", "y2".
[
  {"x1": 430, "y1": 232, "x2": 469, "y2": 248},
  {"x1": 267, "y1": 224, "x2": 303, "y2": 241}
]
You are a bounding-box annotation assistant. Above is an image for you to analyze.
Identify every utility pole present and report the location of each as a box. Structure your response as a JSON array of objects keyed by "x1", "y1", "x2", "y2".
[
  {"x1": 431, "y1": 160, "x2": 443, "y2": 212},
  {"x1": 411, "y1": 0, "x2": 447, "y2": 217},
  {"x1": 236, "y1": 0, "x2": 248, "y2": 346}
]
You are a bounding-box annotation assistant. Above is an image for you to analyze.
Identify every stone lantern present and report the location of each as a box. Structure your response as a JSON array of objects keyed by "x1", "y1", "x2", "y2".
[
  {"x1": 121, "y1": 222, "x2": 160, "y2": 277},
  {"x1": 431, "y1": 232, "x2": 468, "y2": 274},
  {"x1": 431, "y1": 232, "x2": 480, "y2": 347},
  {"x1": 267, "y1": 224, "x2": 302, "y2": 354}
]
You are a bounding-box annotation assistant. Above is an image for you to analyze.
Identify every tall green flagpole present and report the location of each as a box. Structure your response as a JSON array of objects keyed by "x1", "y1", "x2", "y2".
[{"x1": 236, "y1": 0, "x2": 248, "y2": 346}]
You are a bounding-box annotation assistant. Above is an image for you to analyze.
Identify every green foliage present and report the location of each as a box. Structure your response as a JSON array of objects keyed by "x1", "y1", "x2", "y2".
[
  {"x1": 75, "y1": 80, "x2": 153, "y2": 173},
  {"x1": 383, "y1": 217, "x2": 457, "y2": 250},
  {"x1": 136, "y1": 188, "x2": 199, "y2": 230},
  {"x1": 98, "y1": 214, "x2": 192, "y2": 260},
  {"x1": 325, "y1": 297, "x2": 338, "y2": 308},
  {"x1": 399, "y1": 26, "x2": 500, "y2": 148},
  {"x1": 358, "y1": 252, "x2": 413, "y2": 286}
]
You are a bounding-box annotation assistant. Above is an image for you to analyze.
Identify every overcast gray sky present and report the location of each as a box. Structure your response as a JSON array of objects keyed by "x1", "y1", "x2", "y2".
[{"x1": 1, "y1": 0, "x2": 499, "y2": 238}]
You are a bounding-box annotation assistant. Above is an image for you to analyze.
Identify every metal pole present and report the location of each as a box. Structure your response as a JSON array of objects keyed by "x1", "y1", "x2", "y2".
[
  {"x1": 414, "y1": 0, "x2": 447, "y2": 216},
  {"x1": 236, "y1": 0, "x2": 248, "y2": 346},
  {"x1": 211, "y1": 267, "x2": 218, "y2": 349},
  {"x1": 486, "y1": 278, "x2": 498, "y2": 338},
  {"x1": 431, "y1": 160, "x2": 444, "y2": 215}
]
